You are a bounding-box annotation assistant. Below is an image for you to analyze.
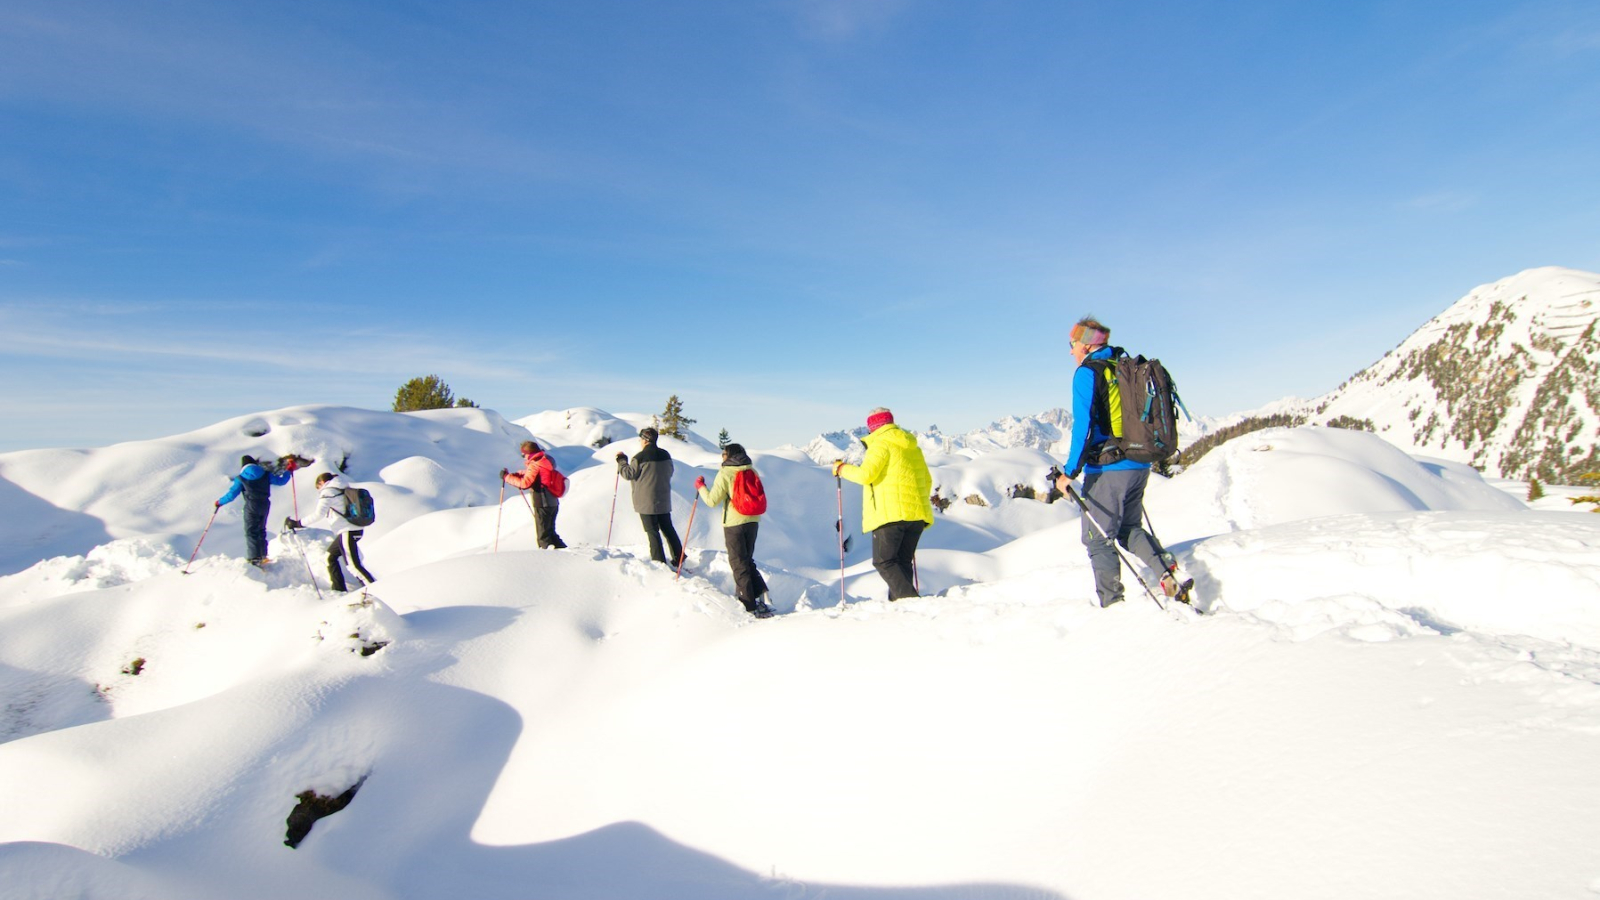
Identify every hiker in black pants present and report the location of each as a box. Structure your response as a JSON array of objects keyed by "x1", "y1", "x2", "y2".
[
  {"x1": 695, "y1": 443, "x2": 775, "y2": 618},
  {"x1": 288, "y1": 472, "x2": 376, "y2": 593},
  {"x1": 501, "y1": 440, "x2": 567, "y2": 549},
  {"x1": 617, "y1": 426, "x2": 684, "y2": 566},
  {"x1": 215, "y1": 454, "x2": 294, "y2": 566}
]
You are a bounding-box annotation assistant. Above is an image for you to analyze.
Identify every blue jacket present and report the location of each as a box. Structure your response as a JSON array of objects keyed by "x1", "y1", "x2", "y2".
[
  {"x1": 217, "y1": 463, "x2": 291, "y2": 506},
  {"x1": 1065, "y1": 346, "x2": 1149, "y2": 478}
]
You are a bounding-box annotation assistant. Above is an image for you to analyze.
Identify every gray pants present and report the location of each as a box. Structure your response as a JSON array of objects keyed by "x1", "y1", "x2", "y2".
[{"x1": 1079, "y1": 468, "x2": 1169, "y2": 607}]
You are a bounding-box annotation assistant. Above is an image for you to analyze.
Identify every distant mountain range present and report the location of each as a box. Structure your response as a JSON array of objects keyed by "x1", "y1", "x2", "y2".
[{"x1": 792, "y1": 266, "x2": 1600, "y2": 483}]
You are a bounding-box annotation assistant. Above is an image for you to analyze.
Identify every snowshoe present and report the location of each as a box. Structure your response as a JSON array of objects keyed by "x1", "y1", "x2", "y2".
[{"x1": 1160, "y1": 573, "x2": 1195, "y2": 605}]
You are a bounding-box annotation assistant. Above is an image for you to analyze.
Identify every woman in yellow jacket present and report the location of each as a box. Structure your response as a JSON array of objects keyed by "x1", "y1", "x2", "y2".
[{"x1": 833, "y1": 408, "x2": 935, "y2": 600}]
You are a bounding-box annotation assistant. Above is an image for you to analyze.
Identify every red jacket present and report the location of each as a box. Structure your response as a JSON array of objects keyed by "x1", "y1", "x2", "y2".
[{"x1": 505, "y1": 451, "x2": 559, "y2": 507}]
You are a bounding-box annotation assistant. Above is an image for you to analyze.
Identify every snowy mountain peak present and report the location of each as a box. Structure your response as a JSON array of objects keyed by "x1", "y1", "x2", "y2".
[
  {"x1": 1301, "y1": 266, "x2": 1600, "y2": 483},
  {"x1": 789, "y1": 410, "x2": 1077, "y2": 466}
]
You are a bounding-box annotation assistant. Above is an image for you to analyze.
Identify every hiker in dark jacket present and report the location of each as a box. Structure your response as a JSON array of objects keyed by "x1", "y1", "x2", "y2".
[
  {"x1": 695, "y1": 443, "x2": 774, "y2": 618},
  {"x1": 616, "y1": 426, "x2": 684, "y2": 566},
  {"x1": 215, "y1": 454, "x2": 294, "y2": 566},
  {"x1": 501, "y1": 440, "x2": 566, "y2": 549}
]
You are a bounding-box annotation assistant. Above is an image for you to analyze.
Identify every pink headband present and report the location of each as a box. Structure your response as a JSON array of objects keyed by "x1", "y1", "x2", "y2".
[{"x1": 866, "y1": 410, "x2": 895, "y2": 432}]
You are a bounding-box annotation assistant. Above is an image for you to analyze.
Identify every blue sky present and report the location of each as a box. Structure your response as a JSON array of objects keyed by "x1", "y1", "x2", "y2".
[{"x1": 4, "y1": 0, "x2": 1599, "y2": 453}]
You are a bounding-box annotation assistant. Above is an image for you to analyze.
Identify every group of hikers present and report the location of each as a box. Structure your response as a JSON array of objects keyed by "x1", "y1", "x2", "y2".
[
  {"x1": 213, "y1": 457, "x2": 377, "y2": 594},
  {"x1": 212, "y1": 315, "x2": 1192, "y2": 616}
]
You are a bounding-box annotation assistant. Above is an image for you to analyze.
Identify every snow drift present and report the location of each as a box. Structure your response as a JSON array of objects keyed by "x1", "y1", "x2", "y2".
[{"x1": 3, "y1": 406, "x2": 1599, "y2": 900}]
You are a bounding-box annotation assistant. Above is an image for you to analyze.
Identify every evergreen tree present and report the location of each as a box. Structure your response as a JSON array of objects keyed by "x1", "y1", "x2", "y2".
[
  {"x1": 717, "y1": 428, "x2": 730, "y2": 450},
  {"x1": 393, "y1": 375, "x2": 456, "y2": 412},
  {"x1": 659, "y1": 395, "x2": 696, "y2": 440},
  {"x1": 1527, "y1": 478, "x2": 1545, "y2": 502}
]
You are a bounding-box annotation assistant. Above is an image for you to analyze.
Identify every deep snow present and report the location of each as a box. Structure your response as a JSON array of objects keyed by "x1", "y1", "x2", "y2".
[{"x1": 2, "y1": 405, "x2": 1599, "y2": 899}]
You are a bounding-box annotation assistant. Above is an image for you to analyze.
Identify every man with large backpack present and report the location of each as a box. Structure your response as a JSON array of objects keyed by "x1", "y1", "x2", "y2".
[
  {"x1": 694, "y1": 442, "x2": 775, "y2": 618},
  {"x1": 288, "y1": 472, "x2": 376, "y2": 593},
  {"x1": 501, "y1": 440, "x2": 567, "y2": 549},
  {"x1": 215, "y1": 454, "x2": 295, "y2": 566},
  {"x1": 1056, "y1": 316, "x2": 1190, "y2": 608}
]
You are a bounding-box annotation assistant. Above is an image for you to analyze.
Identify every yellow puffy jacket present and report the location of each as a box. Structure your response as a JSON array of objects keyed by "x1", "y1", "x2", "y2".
[{"x1": 837, "y1": 424, "x2": 935, "y2": 533}]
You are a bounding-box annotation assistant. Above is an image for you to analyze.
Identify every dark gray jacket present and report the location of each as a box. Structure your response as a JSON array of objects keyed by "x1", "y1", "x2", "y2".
[{"x1": 619, "y1": 444, "x2": 675, "y2": 515}]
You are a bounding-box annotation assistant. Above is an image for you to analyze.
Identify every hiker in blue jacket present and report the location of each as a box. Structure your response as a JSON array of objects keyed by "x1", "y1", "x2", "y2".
[
  {"x1": 216, "y1": 455, "x2": 294, "y2": 566},
  {"x1": 1056, "y1": 317, "x2": 1185, "y2": 608}
]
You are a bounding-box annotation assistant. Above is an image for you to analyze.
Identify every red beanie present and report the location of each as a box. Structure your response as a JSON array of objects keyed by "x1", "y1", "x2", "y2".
[{"x1": 866, "y1": 408, "x2": 895, "y2": 432}]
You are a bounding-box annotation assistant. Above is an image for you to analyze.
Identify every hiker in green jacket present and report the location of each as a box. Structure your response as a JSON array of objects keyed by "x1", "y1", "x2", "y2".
[{"x1": 696, "y1": 443, "x2": 775, "y2": 619}]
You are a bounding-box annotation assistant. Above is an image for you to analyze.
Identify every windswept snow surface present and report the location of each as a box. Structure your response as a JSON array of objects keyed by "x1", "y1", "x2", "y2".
[{"x1": 3, "y1": 408, "x2": 1600, "y2": 899}]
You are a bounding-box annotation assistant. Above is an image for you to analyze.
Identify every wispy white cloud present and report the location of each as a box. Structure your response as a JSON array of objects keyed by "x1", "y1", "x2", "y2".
[
  {"x1": 0, "y1": 303, "x2": 553, "y2": 381},
  {"x1": 1548, "y1": 28, "x2": 1600, "y2": 55},
  {"x1": 791, "y1": 0, "x2": 912, "y2": 42}
]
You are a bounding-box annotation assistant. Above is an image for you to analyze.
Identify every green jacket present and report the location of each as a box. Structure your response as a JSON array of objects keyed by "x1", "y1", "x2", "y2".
[
  {"x1": 837, "y1": 424, "x2": 935, "y2": 533},
  {"x1": 698, "y1": 463, "x2": 761, "y2": 527}
]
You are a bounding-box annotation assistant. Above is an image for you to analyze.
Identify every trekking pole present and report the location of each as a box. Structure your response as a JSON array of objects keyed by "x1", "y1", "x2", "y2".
[
  {"x1": 282, "y1": 519, "x2": 325, "y2": 601},
  {"x1": 290, "y1": 468, "x2": 301, "y2": 520},
  {"x1": 183, "y1": 506, "x2": 219, "y2": 575},
  {"x1": 518, "y1": 486, "x2": 537, "y2": 524},
  {"x1": 1141, "y1": 508, "x2": 1178, "y2": 572},
  {"x1": 676, "y1": 495, "x2": 699, "y2": 581},
  {"x1": 494, "y1": 480, "x2": 506, "y2": 552},
  {"x1": 605, "y1": 470, "x2": 620, "y2": 546},
  {"x1": 836, "y1": 476, "x2": 847, "y2": 608},
  {"x1": 1062, "y1": 482, "x2": 1164, "y2": 610},
  {"x1": 1142, "y1": 508, "x2": 1193, "y2": 604}
]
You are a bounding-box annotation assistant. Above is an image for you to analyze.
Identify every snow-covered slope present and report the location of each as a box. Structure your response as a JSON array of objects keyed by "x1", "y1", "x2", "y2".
[
  {"x1": 1300, "y1": 266, "x2": 1600, "y2": 482},
  {"x1": 3, "y1": 407, "x2": 1599, "y2": 899}
]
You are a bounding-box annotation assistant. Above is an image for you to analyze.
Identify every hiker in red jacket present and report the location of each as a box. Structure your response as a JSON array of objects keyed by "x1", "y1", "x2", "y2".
[{"x1": 501, "y1": 441, "x2": 567, "y2": 549}]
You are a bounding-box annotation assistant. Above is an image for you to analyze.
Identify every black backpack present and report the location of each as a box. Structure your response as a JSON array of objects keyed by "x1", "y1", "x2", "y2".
[
  {"x1": 1082, "y1": 348, "x2": 1188, "y2": 467},
  {"x1": 342, "y1": 487, "x2": 377, "y2": 527}
]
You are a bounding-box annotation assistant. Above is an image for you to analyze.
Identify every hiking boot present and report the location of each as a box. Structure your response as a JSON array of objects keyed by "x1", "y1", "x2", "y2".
[
  {"x1": 752, "y1": 596, "x2": 776, "y2": 619},
  {"x1": 1160, "y1": 573, "x2": 1195, "y2": 604}
]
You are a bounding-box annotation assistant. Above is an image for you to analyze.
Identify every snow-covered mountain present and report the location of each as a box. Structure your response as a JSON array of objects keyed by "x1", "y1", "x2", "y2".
[
  {"x1": 1296, "y1": 266, "x2": 1600, "y2": 483},
  {"x1": 791, "y1": 407, "x2": 1221, "y2": 468}
]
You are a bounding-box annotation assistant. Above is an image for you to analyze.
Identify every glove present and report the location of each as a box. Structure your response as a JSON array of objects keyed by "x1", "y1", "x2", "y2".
[
  {"x1": 284, "y1": 457, "x2": 298, "y2": 472},
  {"x1": 832, "y1": 460, "x2": 845, "y2": 477},
  {"x1": 286, "y1": 518, "x2": 304, "y2": 531},
  {"x1": 499, "y1": 468, "x2": 509, "y2": 480},
  {"x1": 214, "y1": 500, "x2": 221, "y2": 509},
  {"x1": 615, "y1": 452, "x2": 627, "y2": 463},
  {"x1": 694, "y1": 475, "x2": 706, "y2": 490}
]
